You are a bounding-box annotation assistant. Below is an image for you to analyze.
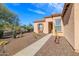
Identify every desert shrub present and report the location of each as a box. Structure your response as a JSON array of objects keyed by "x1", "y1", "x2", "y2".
[{"x1": 0, "y1": 30, "x2": 4, "y2": 38}]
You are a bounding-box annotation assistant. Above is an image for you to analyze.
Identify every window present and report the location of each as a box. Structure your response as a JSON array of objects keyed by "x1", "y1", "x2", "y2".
[
  {"x1": 38, "y1": 23, "x2": 43, "y2": 31},
  {"x1": 55, "y1": 19, "x2": 61, "y2": 32}
]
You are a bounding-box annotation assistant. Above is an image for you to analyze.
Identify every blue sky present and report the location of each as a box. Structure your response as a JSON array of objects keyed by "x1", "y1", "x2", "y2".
[{"x1": 4, "y1": 3, "x2": 64, "y2": 25}]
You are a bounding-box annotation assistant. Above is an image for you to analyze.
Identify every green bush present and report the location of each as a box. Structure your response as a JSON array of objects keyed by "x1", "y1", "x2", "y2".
[{"x1": 26, "y1": 24, "x2": 33, "y2": 32}]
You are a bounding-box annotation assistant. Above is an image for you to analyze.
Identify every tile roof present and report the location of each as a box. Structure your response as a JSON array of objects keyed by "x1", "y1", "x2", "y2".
[{"x1": 34, "y1": 20, "x2": 45, "y2": 23}]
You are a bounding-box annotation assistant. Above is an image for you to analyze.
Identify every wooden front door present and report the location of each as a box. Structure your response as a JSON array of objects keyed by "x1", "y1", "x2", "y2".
[{"x1": 48, "y1": 22, "x2": 53, "y2": 33}]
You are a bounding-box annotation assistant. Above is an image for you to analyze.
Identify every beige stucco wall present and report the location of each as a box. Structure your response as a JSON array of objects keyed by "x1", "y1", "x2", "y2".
[
  {"x1": 63, "y1": 4, "x2": 75, "y2": 48},
  {"x1": 63, "y1": 3, "x2": 79, "y2": 52},
  {"x1": 43, "y1": 21, "x2": 49, "y2": 34},
  {"x1": 74, "y1": 4, "x2": 79, "y2": 52},
  {"x1": 42, "y1": 22, "x2": 47, "y2": 34},
  {"x1": 44, "y1": 18, "x2": 53, "y2": 34},
  {"x1": 34, "y1": 22, "x2": 39, "y2": 33}
]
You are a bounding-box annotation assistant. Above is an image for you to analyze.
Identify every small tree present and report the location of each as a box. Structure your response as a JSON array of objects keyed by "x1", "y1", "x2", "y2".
[
  {"x1": 26, "y1": 24, "x2": 33, "y2": 32},
  {"x1": 21, "y1": 25, "x2": 27, "y2": 31},
  {"x1": 0, "y1": 4, "x2": 20, "y2": 39},
  {"x1": 11, "y1": 15, "x2": 20, "y2": 38}
]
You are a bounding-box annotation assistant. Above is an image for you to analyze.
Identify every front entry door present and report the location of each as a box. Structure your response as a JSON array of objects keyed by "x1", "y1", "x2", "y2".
[{"x1": 48, "y1": 22, "x2": 53, "y2": 33}]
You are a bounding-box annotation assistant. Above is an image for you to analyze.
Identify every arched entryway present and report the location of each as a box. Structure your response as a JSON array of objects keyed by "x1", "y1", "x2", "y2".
[{"x1": 38, "y1": 23, "x2": 44, "y2": 33}]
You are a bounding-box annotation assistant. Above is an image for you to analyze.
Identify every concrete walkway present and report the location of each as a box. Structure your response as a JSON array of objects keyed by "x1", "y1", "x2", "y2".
[
  {"x1": 35, "y1": 36, "x2": 79, "y2": 56},
  {"x1": 14, "y1": 33, "x2": 52, "y2": 56}
]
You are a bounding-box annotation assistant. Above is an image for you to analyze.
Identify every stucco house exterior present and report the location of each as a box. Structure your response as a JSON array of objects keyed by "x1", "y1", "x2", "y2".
[
  {"x1": 34, "y1": 3, "x2": 79, "y2": 53},
  {"x1": 34, "y1": 14, "x2": 64, "y2": 36},
  {"x1": 62, "y1": 3, "x2": 79, "y2": 52}
]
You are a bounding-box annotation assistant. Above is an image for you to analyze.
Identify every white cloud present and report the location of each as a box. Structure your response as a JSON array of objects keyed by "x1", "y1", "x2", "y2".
[
  {"x1": 31, "y1": 3, "x2": 64, "y2": 13},
  {"x1": 28, "y1": 8, "x2": 45, "y2": 15},
  {"x1": 32, "y1": 3, "x2": 64, "y2": 10},
  {"x1": 48, "y1": 3, "x2": 64, "y2": 12}
]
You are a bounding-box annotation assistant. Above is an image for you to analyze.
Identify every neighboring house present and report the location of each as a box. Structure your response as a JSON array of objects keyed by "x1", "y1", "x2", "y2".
[
  {"x1": 34, "y1": 14, "x2": 64, "y2": 36},
  {"x1": 62, "y1": 3, "x2": 79, "y2": 52}
]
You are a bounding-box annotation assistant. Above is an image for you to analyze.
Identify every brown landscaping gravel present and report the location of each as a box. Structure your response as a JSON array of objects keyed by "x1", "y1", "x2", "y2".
[
  {"x1": 0, "y1": 32, "x2": 46, "y2": 56},
  {"x1": 35, "y1": 36, "x2": 79, "y2": 56}
]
